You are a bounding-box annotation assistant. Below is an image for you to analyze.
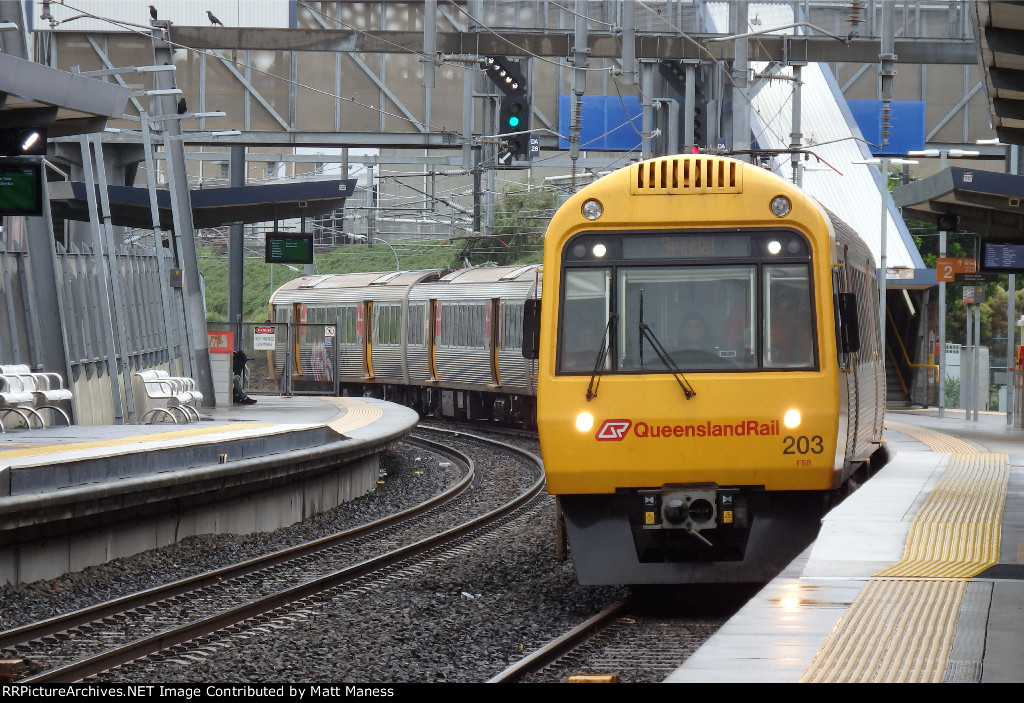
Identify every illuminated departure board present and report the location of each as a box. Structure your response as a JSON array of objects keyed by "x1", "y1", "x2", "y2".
[
  {"x1": 981, "y1": 241, "x2": 1024, "y2": 272},
  {"x1": 265, "y1": 233, "x2": 314, "y2": 265}
]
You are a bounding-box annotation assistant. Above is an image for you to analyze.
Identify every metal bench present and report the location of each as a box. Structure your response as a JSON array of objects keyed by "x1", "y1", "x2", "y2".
[
  {"x1": 0, "y1": 364, "x2": 72, "y2": 430},
  {"x1": 152, "y1": 370, "x2": 203, "y2": 420},
  {"x1": 133, "y1": 370, "x2": 199, "y2": 424},
  {"x1": 0, "y1": 373, "x2": 46, "y2": 432}
]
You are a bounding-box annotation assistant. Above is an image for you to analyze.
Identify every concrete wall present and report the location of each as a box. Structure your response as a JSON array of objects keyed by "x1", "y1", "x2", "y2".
[{"x1": 0, "y1": 454, "x2": 378, "y2": 585}]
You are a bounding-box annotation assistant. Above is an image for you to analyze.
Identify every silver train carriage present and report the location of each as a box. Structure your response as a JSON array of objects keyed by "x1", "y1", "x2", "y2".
[{"x1": 268, "y1": 264, "x2": 542, "y2": 425}]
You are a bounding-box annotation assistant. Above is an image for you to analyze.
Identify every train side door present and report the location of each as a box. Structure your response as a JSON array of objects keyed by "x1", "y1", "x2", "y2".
[
  {"x1": 488, "y1": 298, "x2": 501, "y2": 388},
  {"x1": 293, "y1": 303, "x2": 305, "y2": 380},
  {"x1": 834, "y1": 245, "x2": 862, "y2": 472},
  {"x1": 428, "y1": 299, "x2": 440, "y2": 382},
  {"x1": 360, "y1": 301, "x2": 374, "y2": 380}
]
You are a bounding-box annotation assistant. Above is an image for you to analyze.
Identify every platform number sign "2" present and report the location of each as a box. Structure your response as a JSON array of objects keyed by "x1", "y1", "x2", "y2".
[{"x1": 936, "y1": 257, "x2": 975, "y2": 283}]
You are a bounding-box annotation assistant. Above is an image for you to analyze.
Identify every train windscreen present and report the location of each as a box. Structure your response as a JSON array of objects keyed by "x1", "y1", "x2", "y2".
[{"x1": 557, "y1": 231, "x2": 816, "y2": 373}]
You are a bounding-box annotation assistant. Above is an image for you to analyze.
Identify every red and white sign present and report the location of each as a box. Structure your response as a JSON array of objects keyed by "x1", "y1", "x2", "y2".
[
  {"x1": 596, "y1": 419, "x2": 632, "y2": 441},
  {"x1": 254, "y1": 325, "x2": 276, "y2": 350}
]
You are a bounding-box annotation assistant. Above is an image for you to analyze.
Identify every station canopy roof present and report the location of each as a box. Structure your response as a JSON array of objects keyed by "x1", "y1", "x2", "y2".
[
  {"x1": 891, "y1": 3, "x2": 1024, "y2": 242},
  {"x1": 48, "y1": 179, "x2": 357, "y2": 231},
  {"x1": 976, "y1": 1, "x2": 1024, "y2": 147},
  {"x1": 892, "y1": 167, "x2": 1024, "y2": 240},
  {"x1": 0, "y1": 53, "x2": 129, "y2": 137}
]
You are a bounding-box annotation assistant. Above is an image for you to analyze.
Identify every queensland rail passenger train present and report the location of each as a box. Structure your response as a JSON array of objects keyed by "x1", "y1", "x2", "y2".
[
  {"x1": 268, "y1": 265, "x2": 541, "y2": 427},
  {"x1": 525, "y1": 154, "x2": 888, "y2": 585}
]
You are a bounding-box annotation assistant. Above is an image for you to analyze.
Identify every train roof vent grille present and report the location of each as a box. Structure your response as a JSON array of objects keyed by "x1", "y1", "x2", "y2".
[
  {"x1": 500, "y1": 265, "x2": 542, "y2": 281},
  {"x1": 630, "y1": 157, "x2": 742, "y2": 194},
  {"x1": 298, "y1": 275, "x2": 335, "y2": 288}
]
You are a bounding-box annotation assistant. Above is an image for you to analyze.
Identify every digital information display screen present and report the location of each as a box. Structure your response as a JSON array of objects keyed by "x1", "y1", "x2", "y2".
[
  {"x1": 623, "y1": 235, "x2": 753, "y2": 259},
  {"x1": 981, "y1": 241, "x2": 1024, "y2": 273},
  {"x1": 0, "y1": 161, "x2": 43, "y2": 216},
  {"x1": 265, "y1": 233, "x2": 314, "y2": 265}
]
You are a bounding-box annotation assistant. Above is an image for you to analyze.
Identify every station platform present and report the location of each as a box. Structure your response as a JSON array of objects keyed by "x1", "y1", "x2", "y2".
[
  {"x1": 0, "y1": 395, "x2": 419, "y2": 585},
  {"x1": 666, "y1": 408, "x2": 1024, "y2": 684}
]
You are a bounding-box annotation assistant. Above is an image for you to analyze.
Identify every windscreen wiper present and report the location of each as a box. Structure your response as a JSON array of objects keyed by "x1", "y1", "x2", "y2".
[
  {"x1": 638, "y1": 290, "x2": 696, "y2": 400},
  {"x1": 586, "y1": 313, "x2": 616, "y2": 402}
]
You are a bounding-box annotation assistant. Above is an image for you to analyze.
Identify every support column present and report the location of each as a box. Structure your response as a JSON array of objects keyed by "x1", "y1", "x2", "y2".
[
  {"x1": 229, "y1": 145, "x2": 245, "y2": 347},
  {"x1": 151, "y1": 30, "x2": 214, "y2": 405}
]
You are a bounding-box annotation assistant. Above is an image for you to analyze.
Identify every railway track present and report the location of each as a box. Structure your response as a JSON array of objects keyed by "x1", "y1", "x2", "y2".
[
  {"x1": 489, "y1": 585, "x2": 756, "y2": 683},
  {"x1": 0, "y1": 430, "x2": 544, "y2": 682},
  {"x1": 489, "y1": 417, "x2": 991, "y2": 684}
]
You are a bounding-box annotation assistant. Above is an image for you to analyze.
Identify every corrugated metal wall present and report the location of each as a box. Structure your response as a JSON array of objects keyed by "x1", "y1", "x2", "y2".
[{"x1": 0, "y1": 241, "x2": 187, "y2": 425}]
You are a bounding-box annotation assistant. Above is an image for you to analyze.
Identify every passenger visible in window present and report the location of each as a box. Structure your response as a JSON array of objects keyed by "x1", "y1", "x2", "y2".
[
  {"x1": 769, "y1": 296, "x2": 813, "y2": 366},
  {"x1": 677, "y1": 312, "x2": 713, "y2": 351},
  {"x1": 723, "y1": 304, "x2": 750, "y2": 350}
]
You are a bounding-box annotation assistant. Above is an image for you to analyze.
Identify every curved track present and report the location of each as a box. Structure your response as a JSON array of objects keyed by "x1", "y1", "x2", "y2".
[{"x1": 0, "y1": 431, "x2": 544, "y2": 682}]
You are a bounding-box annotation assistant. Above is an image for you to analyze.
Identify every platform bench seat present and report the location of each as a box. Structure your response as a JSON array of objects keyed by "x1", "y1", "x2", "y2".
[
  {"x1": 152, "y1": 370, "x2": 203, "y2": 410},
  {"x1": 0, "y1": 373, "x2": 45, "y2": 432},
  {"x1": 0, "y1": 364, "x2": 73, "y2": 430},
  {"x1": 134, "y1": 370, "x2": 201, "y2": 423}
]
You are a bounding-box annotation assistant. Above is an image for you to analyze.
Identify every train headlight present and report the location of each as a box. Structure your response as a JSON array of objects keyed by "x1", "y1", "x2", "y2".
[
  {"x1": 575, "y1": 412, "x2": 594, "y2": 432},
  {"x1": 592, "y1": 243, "x2": 607, "y2": 258},
  {"x1": 582, "y1": 199, "x2": 603, "y2": 220},
  {"x1": 783, "y1": 409, "x2": 802, "y2": 429},
  {"x1": 770, "y1": 195, "x2": 792, "y2": 218},
  {"x1": 767, "y1": 240, "x2": 782, "y2": 255}
]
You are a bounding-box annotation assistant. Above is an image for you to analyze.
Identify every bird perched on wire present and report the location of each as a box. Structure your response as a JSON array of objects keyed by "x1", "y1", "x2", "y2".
[
  {"x1": 149, "y1": 5, "x2": 158, "y2": 20},
  {"x1": 177, "y1": 97, "x2": 187, "y2": 115},
  {"x1": 206, "y1": 10, "x2": 223, "y2": 26}
]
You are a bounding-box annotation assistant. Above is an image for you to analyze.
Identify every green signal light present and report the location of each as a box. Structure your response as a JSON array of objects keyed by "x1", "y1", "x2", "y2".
[{"x1": 507, "y1": 116, "x2": 521, "y2": 128}]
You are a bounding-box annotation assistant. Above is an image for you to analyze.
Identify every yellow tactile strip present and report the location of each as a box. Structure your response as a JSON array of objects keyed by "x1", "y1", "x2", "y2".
[
  {"x1": 800, "y1": 579, "x2": 967, "y2": 683},
  {"x1": 801, "y1": 431, "x2": 1009, "y2": 683},
  {"x1": 325, "y1": 397, "x2": 384, "y2": 435},
  {"x1": 0, "y1": 422, "x2": 276, "y2": 461},
  {"x1": 884, "y1": 419, "x2": 980, "y2": 454},
  {"x1": 0, "y1": 398, "x2": 386, "y2": 464},
  {"x1": 876, "y1": 452, "x2": 1008, "y2": 578}
]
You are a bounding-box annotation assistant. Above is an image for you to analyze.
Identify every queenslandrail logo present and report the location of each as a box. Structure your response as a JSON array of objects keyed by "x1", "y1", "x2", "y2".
[
  {"x1": 596, "y1": 418, "x2": 780, "y2": 441},
  {"x1": 595, "y1": 419, "x2": 632, "y2": 440}
]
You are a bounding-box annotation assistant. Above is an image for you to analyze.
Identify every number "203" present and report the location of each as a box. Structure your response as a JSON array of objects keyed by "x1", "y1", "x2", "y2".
[{"x1": 782, "y1": 435, "x2": 824, "y2": 454}]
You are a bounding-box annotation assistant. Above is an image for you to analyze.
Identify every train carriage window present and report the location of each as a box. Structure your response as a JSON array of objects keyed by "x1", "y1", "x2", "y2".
[
  {"x1": 335, "y1": 307, "x2": 357, "y2": 344},
  {"x1": 374, "y1": 304, "x2": 402, "y2": 346},
  {"x1": 408, "y1": 303, "x2": 426, "y2": 346},
  {"x1": 559, "y1": 269, "x2": 611, "y2": 372},
  {"x1": 616, "y1": 266, "x2": 757, "y2": 371},
  {"x1": 304, "y1": 307, "x2": 319, "y2": 343},
  {"x1": 501, "y1": 303, "x2": 524, "y2": 351},
  {"x1": 764, "y1": 266, "x2": 815, "y2": 369},
  {"x1": 439, "y1": 302, "x2": 486, "y2": 349}
]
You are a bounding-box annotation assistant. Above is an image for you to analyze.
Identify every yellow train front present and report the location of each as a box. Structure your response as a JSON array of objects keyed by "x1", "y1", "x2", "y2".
[{"x1": 531, "y1": 155, "x2": 887, "y2": 585}]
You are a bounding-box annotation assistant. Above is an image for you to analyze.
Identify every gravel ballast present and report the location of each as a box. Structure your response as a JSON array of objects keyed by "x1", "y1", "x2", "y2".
[{"x1": 1, "y1": 439, "x2": 629, "y2": 683}]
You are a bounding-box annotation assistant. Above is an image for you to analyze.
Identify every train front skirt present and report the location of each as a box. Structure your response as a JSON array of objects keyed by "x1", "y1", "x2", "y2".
[{"x1": 559, "y1": 491, "x2": 825, "y2": 585}]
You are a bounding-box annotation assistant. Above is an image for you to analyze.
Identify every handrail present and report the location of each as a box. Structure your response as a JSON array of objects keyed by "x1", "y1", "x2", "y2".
[
  {"x1": 886, "y1": 342, "x2": 909, "y2": 397},
  {"x1": 887, "y1": 308, "x2": 939, "y2": 382}
]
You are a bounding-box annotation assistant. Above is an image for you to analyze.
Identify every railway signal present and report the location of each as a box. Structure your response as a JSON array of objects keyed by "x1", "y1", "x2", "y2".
[{"x1": 483, "y1": 56, "x2": 531, "y2": 166}]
